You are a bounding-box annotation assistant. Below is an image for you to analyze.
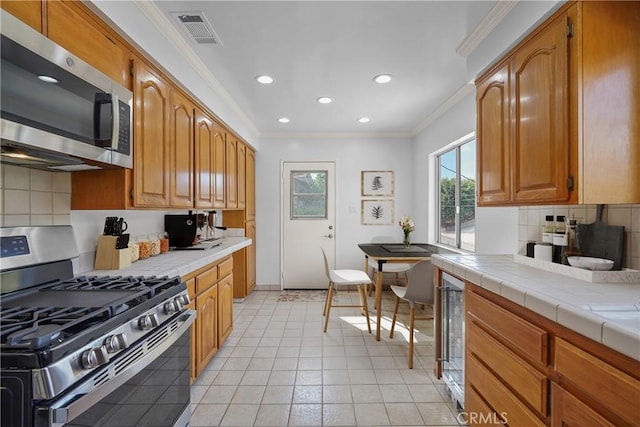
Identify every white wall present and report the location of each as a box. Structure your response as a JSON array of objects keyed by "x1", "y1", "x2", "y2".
[
  {"x1": 411, "y1": 91, "x2": 518, "y2": 255},
  {"x1": 255, "y1": 137, "x2": 413, "y2": 285}
]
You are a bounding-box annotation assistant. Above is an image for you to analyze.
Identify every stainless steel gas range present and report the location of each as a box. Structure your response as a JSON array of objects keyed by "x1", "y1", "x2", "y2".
[{"x1": 0, "y1": 226, "x2": 195, "y2": 427}]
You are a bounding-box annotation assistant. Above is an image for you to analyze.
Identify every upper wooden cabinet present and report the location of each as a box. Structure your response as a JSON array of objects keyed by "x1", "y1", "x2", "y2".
[
  {"x1": 133, "y1": 59, "x2": 171, "y2": 207},
  {"x1": 170, "y1": 90, "x2": 195, "y2": 208},
  {"x1": 47, "y1": 0, "x2": 127, "y2": 86},
  {"x1": 226, "y1": 137, "x2": 238, "y2": 209},
  {"x1": 195, "y1": 109, "x2": 215, "y2": 209},
  {"x1": 246, "y1": 148, "x2": 256, "y2": 221},
  {"x1": 477, "y1": 6, "x2": 574, "y2": 206},
  {"x1": 1, "y1": 1, "x2": 43, "y2": 32},
  {"x1": 212, "y1": 125, "x2": 227, "y2": 209},
  {"x1": 476, "y1": 1, "x2": 639, "y2": 206},
  {"x1": 237, "y1": 141, "x2": 247, "y2": 210}
]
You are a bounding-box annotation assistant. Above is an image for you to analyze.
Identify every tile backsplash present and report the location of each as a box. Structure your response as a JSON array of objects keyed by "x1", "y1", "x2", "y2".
[
  {"x1": 1, "y1": 164, "x2": 71, "y2": 226},
  {"x1": 518, "y1": 204, "x2": 640, "y2": 270}
]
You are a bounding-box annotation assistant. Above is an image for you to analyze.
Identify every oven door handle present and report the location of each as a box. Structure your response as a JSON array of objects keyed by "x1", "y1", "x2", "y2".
[{"x1": 48, "y1": 310, "x2": 195, "y2": 426}]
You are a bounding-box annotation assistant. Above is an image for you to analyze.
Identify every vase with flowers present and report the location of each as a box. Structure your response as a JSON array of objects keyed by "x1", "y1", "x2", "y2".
[{"x1": 399, "y1": 215, "x2": 415, "y2": 248}]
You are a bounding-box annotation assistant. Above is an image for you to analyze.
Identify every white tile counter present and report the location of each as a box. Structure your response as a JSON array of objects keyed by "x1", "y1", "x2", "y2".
[
  {"x1": 432, "y1": 254, "x2": 640, "y2": 361},
  {"x1": 81, "y1": 237, "x2": 251, "y2": 279}
]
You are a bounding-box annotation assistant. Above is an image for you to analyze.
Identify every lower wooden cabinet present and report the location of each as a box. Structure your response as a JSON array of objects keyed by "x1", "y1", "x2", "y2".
[
  {"x1": 186, "y1": 255, "x2": 234, "y2": 381},
  {"x1": 463, "y1": 281, "x2": 640, "y2": 427}
]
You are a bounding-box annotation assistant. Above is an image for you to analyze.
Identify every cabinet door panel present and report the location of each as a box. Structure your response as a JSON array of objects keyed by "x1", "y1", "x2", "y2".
[
  {"x1": 133, "y1": 61, "x2": 170, "y2": 207},
  {"x1": 551, "y1": 383, "x2": 614, "y2": 427},
  {"x1": 237, "y1": 142, "x2": 246, "y2": 209},
  {"x1": 246, "y1": 221, "x2": 256, "y2": 293},
  {"x1": 196, "y1": 284, "x2": 218, "y2": 374},
  {"x1": 2, "y1": 1, "x2": 42, "y2": 32},
  {"x1": 512, "y1": 15, "x2": 570, "y2": 203},
  {"x1": 48, "y1": 0, "x2": 126, "y2": 85},
  {"x1": 476, "y1": 64, "x2": 510, "y2": 205},
  {"x1": 226, "y1": 137, "x2": 238, "y2": 208},
  {"x1": 246, "y1": 148, "x2": 256, "y2": 220},
  {"x1": 195, "y1": 110, "x2": 215, "y2": 208},
  {"x1": 213, "y1": 124, "x2": 226, "y2": 208},
  {"x1": 170, "y1": 90, "x2": 194, "y2": 207},
  {"x1": 218, "y1": 274, "x2": 233, "y2": 343}
]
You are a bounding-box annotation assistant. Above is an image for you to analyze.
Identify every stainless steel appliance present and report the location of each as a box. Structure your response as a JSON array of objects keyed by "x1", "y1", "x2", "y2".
[
  {"x1": 0, "y1": 226, "x2": 195, "y2": 427},
  {"x1": 435, "y1": 271, "x2": 465, "y2": 410},
  {"x1": 0, "y1": 11, "x2": 132, "y2": 171}
]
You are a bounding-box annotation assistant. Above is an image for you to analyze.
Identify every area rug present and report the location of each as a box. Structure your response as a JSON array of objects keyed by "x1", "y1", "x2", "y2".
[{"x1": 277, "y1": 290, "x2": 327, "y2": 302}]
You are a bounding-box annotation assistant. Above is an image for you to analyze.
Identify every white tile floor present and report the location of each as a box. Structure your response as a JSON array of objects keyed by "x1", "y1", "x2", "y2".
[{"x1": 190, "y1": 290, "x2": 463, "y2": 426}]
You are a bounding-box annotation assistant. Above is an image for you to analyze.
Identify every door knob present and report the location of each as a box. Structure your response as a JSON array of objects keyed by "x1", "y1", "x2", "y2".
[{"x1": 324, "y1": 234, "x2": 333, "y2": 239}]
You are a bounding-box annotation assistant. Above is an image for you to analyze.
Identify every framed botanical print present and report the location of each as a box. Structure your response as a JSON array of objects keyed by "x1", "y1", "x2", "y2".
[
  {"x1": 361, "y1": 171, "x2": 394, "y2": 197},
  {"x1": 361, "y1": 199, "x2": 394, "y2": 225}
]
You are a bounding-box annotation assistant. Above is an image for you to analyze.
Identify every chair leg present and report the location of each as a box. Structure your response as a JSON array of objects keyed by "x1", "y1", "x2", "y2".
[
  {"x1": 368, "y1": 271, "x2": 376, "y2": 296},
  {"x1": 359, "y1": 284, "x2": 372, "y2": 334},
  {"x1": 389, "y1": 296, "x2": 400, "y2": 339},
  {"x1": 408, "y1": 305, "x2": 415, "y2": 369},
  {"x1": 323, "y1": 283, "x2": 334, "y2": 332},
  {"x1": 323, "y1": 280, "x2": 332, "y2": 317}
]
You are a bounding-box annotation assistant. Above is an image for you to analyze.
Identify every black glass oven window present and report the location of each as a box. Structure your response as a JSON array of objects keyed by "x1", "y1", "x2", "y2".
[
  {"x1": 1, "y1": 235, "x2": 30, "y2": 257},
  {"x1": 62, "y1": 327, "x2": 191, "y2": 427}
]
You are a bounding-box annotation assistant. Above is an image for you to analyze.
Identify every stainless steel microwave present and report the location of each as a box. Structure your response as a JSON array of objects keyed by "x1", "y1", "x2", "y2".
[{"x1": 0, "y1": 11, "x2": 132, "y2": 171}]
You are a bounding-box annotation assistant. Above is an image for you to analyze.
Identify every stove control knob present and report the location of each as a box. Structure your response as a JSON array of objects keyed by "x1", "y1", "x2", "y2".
[
  {"x1": 177, "y1": 294, "x2": 191, "y2": 306},
  {"x1": 164, "y1": 300, "x2": 178, "y2": 314},
  {"x1": 138, "y1": 313, "x2": 159, "y2": 330},
  {"x1": 81, "y1": 346, "x2": 109, "y2": 369},
  {"x1": 104, "y1": 333, "x2": 128, "y2": 353}
]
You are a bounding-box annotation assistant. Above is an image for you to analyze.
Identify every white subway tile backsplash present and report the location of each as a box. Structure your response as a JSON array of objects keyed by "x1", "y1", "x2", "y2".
[
  {"x1": 30, "y1": 191, "x2": 53, "y2": 214},
  {"x1": 53, "y1": 214, "x2": 71, "y2": 225},
  {"x1": 53, "y1": 193, "x2": 71, "y2": 214},
  {"x1": 30, "y1": 214, "x2": 53, "y2": 225},
  {"x1": 30, "y1": 169, "x2": 53, "y2": 192},
  {"x1": 607, "y1": 206, "x2": 632, "y2": 230},
  {"x1": 52, "y1": 173, "x2": 72, "y2": 193},
  {"x1": 3, "y1": 215, "x2": 26, "y2": 226},
  {"x1": 4, "y1": 189, "x2": 30, "y2": 214}
]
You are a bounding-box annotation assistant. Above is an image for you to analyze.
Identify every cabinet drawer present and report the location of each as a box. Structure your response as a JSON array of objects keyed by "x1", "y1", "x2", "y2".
[
  {"x1": 218, "y1": 256, "x2": 233, "y2": 278},
  {"x1": 551, "y1": 383, "x2": 615, "y2": 427},
  {"x1": 466, "y1": 386, "x2": 506, "y2": 426},
  {"x1": 468, "y1": 317, "x2": 548, "y2": 416},
  {"x1": 467, "y1": 354, "x2": 546, "y2": 427},
  {"x1": 555, "y1": 338, "x2": 640, "y2": 426},
  {"x1": 195, "y1": 266, "x2": 218, "y2": 294},
  {"x1": 467, "y1": 290, "x2": 548, "y2": 365}
]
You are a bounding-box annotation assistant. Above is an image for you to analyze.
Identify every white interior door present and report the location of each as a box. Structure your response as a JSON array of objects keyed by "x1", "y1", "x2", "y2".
[{"x1": 282, "y1": 161, "x2": 335, "y2": 289}]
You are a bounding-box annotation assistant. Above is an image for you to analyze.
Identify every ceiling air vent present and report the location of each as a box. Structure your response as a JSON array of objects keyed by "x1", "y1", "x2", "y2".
[{"x1": 172, "y1": 12, "x2": 222, "y2": 45}]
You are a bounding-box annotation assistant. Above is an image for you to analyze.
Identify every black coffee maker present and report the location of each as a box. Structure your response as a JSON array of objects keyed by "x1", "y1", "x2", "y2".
[{"x1": 165, "y1": 211, "x2": 226, "y2": 247}]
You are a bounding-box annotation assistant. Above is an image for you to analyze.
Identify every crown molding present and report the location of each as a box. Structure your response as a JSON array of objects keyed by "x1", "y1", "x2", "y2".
[
  {"x1": 411, "y1": 83, "x2": 475, "y2": 136},
  {"x1": 132, "y1": 1, "x2": 259, "y2": 137},
  {"x1": 456, "y1": 1, "x2": 518, "y2": 58}
]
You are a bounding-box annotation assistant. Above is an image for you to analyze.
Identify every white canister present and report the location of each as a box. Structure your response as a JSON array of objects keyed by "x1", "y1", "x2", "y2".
[{"x1": 534, "y1": 243, "x2": 553, "y2": 262}]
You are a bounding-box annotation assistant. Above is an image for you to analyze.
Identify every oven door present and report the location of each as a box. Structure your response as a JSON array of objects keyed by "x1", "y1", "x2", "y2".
[{"x1": 34, "y1": 311, "x2": 195, "y2": 427}]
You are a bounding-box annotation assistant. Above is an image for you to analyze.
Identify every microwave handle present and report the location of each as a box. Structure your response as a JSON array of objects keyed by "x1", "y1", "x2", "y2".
[{"x1": 110, "y1": 94, "x2": 120, "y2": 150}]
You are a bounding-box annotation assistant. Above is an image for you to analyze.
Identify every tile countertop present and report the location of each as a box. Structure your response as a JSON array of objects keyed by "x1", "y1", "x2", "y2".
[
  {"x1": 80, "y1": 237, "x2": 251, "y2": 279},
  {"x1": 432, "y1": 254, "x2": 640, "y2": 361}
]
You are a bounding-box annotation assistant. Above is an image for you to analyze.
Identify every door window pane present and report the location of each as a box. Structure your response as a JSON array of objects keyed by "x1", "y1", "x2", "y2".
[{"x1": 291, "y1": 171, "x2": 327, "y2": 219}]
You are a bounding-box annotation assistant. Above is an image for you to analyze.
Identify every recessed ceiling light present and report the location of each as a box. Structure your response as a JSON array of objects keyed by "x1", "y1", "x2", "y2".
[
  {"x1": 278, "y1": 117, "x2": 290, "y2": 123},
  {"x1": 38, "y1": 75, "x2": 58, "y2": 84},
  {"x1": 373, "y1": 74, "x2": 392, "y2": 84},
  {"x1": 255, "y1": 75, "x2": 274, "y2": 84},
  {"x1": 358, "y1": 117, "x2": 370, "y2": 123},
  {"x1": 317, "y1": 97, "x2": 333, "y2": 104}
]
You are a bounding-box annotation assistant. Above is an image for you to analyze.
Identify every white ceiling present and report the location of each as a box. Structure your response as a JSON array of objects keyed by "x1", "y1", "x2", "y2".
[{"x1": 147, "y1": 1, "x2": 516, "y2": 137}]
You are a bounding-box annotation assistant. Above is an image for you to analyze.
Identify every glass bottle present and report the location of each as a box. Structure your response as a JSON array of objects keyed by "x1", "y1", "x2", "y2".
[
  {"x1": 561, "y1": 218, "x2": 581, "y2": 265},
  {"x1": 542, "y1": 215, "x2": 555, "y2": 242}
]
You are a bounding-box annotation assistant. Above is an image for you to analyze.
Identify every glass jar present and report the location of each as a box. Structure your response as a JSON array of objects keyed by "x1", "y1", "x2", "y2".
[
  {"x1": 555, "y1": 215, "x2": 566, "y2": 234},
  {"x1": 160, "y1": 232, "x2": 170, "y2": 254},
  {"x1": 138, "y1": 235, "x2": 151, "y2": 260},
  {"x1": 542, "y1": 215, "x2": 555, "y2": 243},
  {"x1": 561, "y1": 218, "x2": 581, "y2": 265},
  {"x1": 129, "y1": 237, "x2": 140, "y2": 263},
  {"x1": 149, "y1": 233, "x2": 161, "y2": 257}
]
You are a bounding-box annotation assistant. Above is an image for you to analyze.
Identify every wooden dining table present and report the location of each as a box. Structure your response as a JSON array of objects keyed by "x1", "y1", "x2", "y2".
[{"x1": 358, "y1": 243, "x2": 455, "y2": 341}]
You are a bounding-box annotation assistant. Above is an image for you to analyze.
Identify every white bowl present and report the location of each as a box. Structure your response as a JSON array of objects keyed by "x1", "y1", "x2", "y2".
[{"x1": 567, "y1": 256, "x2": 614, "y2": 271}]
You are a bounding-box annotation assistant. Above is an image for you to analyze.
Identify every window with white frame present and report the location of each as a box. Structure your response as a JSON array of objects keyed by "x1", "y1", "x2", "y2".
[{"x1": 437, "y1": 136, "x2": 476, "y2": 251}]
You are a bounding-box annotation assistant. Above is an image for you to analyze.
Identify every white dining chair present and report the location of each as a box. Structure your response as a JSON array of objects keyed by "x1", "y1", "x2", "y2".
[
  {"x1": 321, "y1": 248, "x2": 372, "y2": 334},
  {"x1": 367, "y1": 236, "x2": 411, "y2": 296},
  {"x1": 389, "y1": 260, "x2": 434, "y2": 369}
]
